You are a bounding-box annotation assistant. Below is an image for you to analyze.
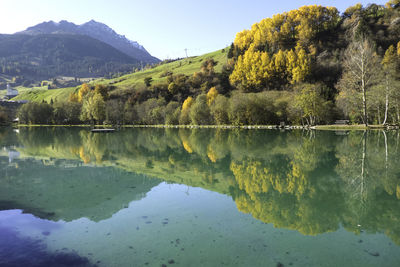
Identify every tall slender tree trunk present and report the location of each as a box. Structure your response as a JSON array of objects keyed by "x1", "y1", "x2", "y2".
[
  {"x1": 362, "y1": 74, "x2": 368, "y2": 127},
  {"x1": 360, "y1": 131, "x2": 367, "y2": 202},
  {"x1": 383, "y1": 74, "x2": 389, "y2": 125},
  {"x1": 382, "y1": 130, "x2": 388, "y2": 180},
  {"x1": 377, "y1": 130, "x2": 381, "y2": 148}
]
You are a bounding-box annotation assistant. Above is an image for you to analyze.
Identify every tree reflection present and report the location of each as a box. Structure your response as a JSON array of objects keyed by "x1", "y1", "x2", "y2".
[{"x1": 5, "y1": 127, "x2": 400, "y2": 243}]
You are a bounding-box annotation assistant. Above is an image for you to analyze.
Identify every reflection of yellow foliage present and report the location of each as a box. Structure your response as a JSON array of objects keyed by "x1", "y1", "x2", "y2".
[
  {"x1": 235, "y1": 194, "x2": 251, "y2": 213},
  {"x1": 182, "y1": 140, "x2": 193, "y2": 153},
  {"x1": 230, "y1": 160, "x2": 271, "y2": 197},
  {"x1": 78, "y1": 131, "x2": 107, "y2": 165},
  {"x1": 207, "y1": 145, "x2": 217, "y2": 163},
  {"x1": 288, "y1": 162, "x2": 307, "y2": 195},
  {"x1": 231, "y1": 159, "x2": 308, "y2": 199},
  {"x1": 79, "y1": 146, "x2": 91, "y2": 164},
  {"x1": 70, "y1": 146, "x2": 81, "y2": 157}
]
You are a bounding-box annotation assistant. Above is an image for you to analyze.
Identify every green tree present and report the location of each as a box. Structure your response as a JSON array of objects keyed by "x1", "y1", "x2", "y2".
[
  {"x1": 18, "y1": 102, "x2": 54, "y2": 124},
  {"x1": 210, "y1": 95, "x2": 230, "y2": 125},
  {"x1": 144, "y1": 77, "x2": 153, "y2": 88},
  {"x1": 106, "y1": 100, "x2": 124, "y2": 125},
  {"x1": 53, "y1": 102, "x2": 82, "y2": 124},
  {"x1": 167, "y1": 82, "x2": 178, "y2": 95},
  {"x1": 165, "y1": 102, "x2": 181, "y2": 125},
  {"x1": 80, "y1": 92, "x2": 106, "y2": 124},
  {"x1": 294, "y1": 84, "x2": 328, "y2": 126},
  {"x1": 94, "y1": 84, "x2": 109, "y2": 101},
  {"x1": 190, "y1": 95, "x2": 213, "y2": 125}
]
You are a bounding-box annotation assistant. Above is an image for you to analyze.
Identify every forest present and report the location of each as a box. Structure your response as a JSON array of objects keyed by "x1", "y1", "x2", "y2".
[{"x1": 16, "y1": 1, "x2": 400, "y2": 126}]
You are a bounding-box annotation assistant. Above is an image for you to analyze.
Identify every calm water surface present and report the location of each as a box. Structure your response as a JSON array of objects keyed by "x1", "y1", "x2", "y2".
[{"x1": 0, "y1": 127, "x2": 400, "y2": 267}]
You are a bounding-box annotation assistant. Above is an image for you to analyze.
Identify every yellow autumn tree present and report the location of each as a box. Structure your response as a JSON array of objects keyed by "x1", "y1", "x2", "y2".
[
  {"x1": 397, "y1": 41, "x2": 400, "y2": 57},
  {"x1": 230, "y1": 5, "x2": 338, "y2": 90},
  {"x1": 78, "y1": 83, "x2": 90, "y2": 102},
  {"x1": 229, "y1": 49, "x2": 271, "y2": 92},
  {"x1": 69, "y1": 92, "x2": 79, "y2": 102},
  {"x1": 179, "y1": 96, "x2": 194, "y2": 125},
  {"x1": 291, "y1": 45, "x2": 311, "y2": 84},
  {"x1": 206, "y1": 87, "x2": 219, "y2": 106},
  {"x1": 182, "y1": 96, "x2": 194, "y2": 111},
  {"x1": 386, "y1": 0, "x2": 400, "y2": 9},
  {"x1": 271, "y1": 50, "x2": 287, "y2": 80}
]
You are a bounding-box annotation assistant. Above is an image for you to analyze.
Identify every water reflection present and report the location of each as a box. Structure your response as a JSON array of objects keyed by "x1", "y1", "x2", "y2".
[
  {"x1": 1, "y1": 127, "x2": 400, "y2": 245},
  {"x1": 0, "y1": 210, "x2": 96, "y2": 267}
]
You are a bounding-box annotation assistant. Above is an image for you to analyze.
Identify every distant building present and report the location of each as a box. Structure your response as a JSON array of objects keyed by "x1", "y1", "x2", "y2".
[{"x1": 5, "y1": 84, "x2": 18, "y2": 99}]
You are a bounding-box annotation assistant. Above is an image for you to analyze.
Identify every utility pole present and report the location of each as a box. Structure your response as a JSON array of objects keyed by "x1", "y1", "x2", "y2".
[{"x1": 184, "y1": 48, "x2": 188, "y2": 58}]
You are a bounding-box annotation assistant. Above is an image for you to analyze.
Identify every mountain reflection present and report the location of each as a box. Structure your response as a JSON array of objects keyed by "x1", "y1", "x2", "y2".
[{"x1": 1, "y1": 127, "x2": 400, "y2": 244}]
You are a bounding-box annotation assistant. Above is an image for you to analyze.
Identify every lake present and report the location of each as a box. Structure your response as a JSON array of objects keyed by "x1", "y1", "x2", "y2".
[{"x1": 0, "y1": 127, "x2": 400, "y2": 267}]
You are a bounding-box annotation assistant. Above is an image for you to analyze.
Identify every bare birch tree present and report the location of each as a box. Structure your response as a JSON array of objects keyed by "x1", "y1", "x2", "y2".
[{"x1": 337, "y1": 36, "x2": 379, "y2": 126}]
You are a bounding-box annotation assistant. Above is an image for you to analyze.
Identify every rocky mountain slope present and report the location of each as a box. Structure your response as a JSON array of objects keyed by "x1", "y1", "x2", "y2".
[{"x1": 19, "y1": 20, "x2": 159, "y2": 64}]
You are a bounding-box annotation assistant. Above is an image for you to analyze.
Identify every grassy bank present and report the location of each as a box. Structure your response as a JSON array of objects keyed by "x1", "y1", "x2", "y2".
[{"x1": 314, "y1": 124, "x2": 399, "y2": 130}]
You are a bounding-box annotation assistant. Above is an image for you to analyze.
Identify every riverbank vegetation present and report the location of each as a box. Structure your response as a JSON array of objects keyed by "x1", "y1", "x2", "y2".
[{"x1": 15, "y1": 2, "x2": 400, "y2": 126}]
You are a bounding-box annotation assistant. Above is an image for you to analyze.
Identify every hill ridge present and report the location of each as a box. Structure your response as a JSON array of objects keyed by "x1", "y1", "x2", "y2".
[{"x1": 18, "y1": 19, "x2": 159, "y2": 64}]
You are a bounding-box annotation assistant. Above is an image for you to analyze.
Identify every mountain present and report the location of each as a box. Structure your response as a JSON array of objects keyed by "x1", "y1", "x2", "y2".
[
  {"x1": 18, "y1": 20, "x2": 159, "y2": 64},
  {"x1": 0, "y1": 34, "x2": 139, "y2": 79}
]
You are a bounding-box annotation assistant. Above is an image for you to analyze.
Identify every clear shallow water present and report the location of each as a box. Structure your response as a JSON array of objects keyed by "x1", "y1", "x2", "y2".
[{"x1": 0, "y1": 127, "x2": 400, "y2": 267}]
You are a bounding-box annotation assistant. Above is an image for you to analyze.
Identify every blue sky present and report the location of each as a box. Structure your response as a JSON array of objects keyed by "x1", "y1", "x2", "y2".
[{"x1": 0, "y1": 0, "x2": 388, "y2": 59}]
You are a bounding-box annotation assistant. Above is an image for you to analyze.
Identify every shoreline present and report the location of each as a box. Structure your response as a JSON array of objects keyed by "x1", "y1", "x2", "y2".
[{"x1": 7, "y1": 124, "x2": 399, "y2": 131}]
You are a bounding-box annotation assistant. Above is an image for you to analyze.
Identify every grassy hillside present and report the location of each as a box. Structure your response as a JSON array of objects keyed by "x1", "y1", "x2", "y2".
[
  {"x1": 13, "y1": 49, "x2": 228, "y2": 102},
  {"x1": 13, "y1": 87, "x2": 76, "y2": 102},
  {"x1": 98, "y1": 49, "x2": 228, "y2": 88}
]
